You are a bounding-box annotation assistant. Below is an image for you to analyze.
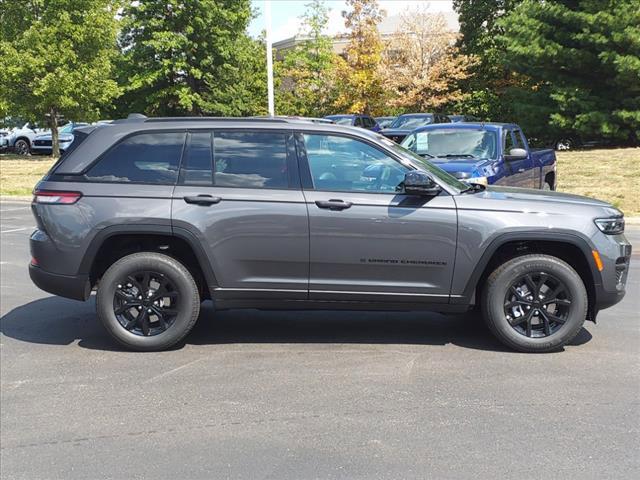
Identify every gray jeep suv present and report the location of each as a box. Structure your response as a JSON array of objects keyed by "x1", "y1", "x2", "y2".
[{"x1": 29, "y1": 116, "x2": 631, "y2": 352}]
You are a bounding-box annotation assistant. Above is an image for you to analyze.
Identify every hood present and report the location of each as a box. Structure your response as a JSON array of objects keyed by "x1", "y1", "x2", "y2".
[
  {"x1": 380, "y1": 128, "x2": 411, "y2": 136},
  {"x1": 430, "y1": 156, "x2": 492, "y2": 177},
  {"x1": 483, "y1": 185, "x2": 615, "y2": 210},
  {"x1": 35, "y1": 132, "x2": 73, "y2": 141}
]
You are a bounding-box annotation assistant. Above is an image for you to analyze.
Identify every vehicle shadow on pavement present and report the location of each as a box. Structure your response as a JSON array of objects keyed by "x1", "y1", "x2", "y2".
[{"x1": 0, "y1": 296, "x2": 593, "y2": 353}]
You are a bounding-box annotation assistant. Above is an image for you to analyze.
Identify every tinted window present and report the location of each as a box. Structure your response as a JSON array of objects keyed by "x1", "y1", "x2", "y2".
[
  {"x1": 354, "y1": 117, "x2": 363, "y2": 127},
  {"x1": 303, "y1": 134, "x2": 407, "y2": 193},
  {"x1": 504, "y1": 130, "x2": 515, "y2": 151},
  {"x1": 214, "y1": 131, "x2": 288, "y2": 189},
  {"x1": 182, "y1": 132, "x2": 213, "y2": 185},
  {"x1": 87, "y1": 132, "x2": 185, "y2": 184}
]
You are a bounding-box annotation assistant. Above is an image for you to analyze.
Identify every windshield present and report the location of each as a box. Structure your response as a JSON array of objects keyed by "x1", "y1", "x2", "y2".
[
  {"x1": 327, "y1": 116, "x2": 353, "y2": 125},
  {"x1": 59, "y1": 124, "x2": 74, "y2": 134},
  {"x1": 401, "y1": 129, "x2": 498, "y2": 159},
  {"x1": 372, "y1": 133, "x2": 469, "y2": 192},
  {"x1": 389, "y1": 115, "x2": 433, "y2": 130}
]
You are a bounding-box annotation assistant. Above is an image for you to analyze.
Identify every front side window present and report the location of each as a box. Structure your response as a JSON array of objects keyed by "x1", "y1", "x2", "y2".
[
  {"x1": 86, "y1": 132, "x2": 185, "y2": 184},
  {"x1": 303, "y1": 134, "x2": 408, "y2": 193},
  {"x1": 213, "y1": 131, "x2": 289, "y2": 189},
  {"x1": 401, "y1": 129, "x2": 498, "y2": 159}
]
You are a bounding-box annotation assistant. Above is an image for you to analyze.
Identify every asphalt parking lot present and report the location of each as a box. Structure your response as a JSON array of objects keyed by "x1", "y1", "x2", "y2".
[{"x1": 1, "y1": 199, "x2": 639, "y2": 479}]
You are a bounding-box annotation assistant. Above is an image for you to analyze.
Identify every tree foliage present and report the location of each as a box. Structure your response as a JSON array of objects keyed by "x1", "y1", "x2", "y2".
[
  {"x1": 0, "y1": 0, "x2": 121, "y2": 156},
  {"x1": 334, "y1": 0, "x2": 386, "y2": 114},
  {"x1": 452, "y1": 0, "x2": 522, "y2": 121},
  {"x1": 275, "y1": 0, "x2": 338, "y2": 116},
  {"x1": 498, "y1": 0, "x2": 640, "y2": 144},
  {"x1": 116, "y1": 0, "x2": 267, "y2": 117},
  {"x1": 381, "y1": 9, "x2": 475, "y2": 113}
]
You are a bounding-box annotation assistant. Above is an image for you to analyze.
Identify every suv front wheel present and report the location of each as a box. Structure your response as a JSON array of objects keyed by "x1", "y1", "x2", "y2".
[
  {"x1": 482, "y1": 254, "x2": 588, "y2": 353},
  {"x1": 96, "y1": 252, "x2": 200, "y2": 351}
]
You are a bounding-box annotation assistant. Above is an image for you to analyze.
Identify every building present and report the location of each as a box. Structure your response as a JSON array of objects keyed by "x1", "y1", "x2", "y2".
[{"x1": 273, "y1": 11, "x2": 460, "y2": 59}]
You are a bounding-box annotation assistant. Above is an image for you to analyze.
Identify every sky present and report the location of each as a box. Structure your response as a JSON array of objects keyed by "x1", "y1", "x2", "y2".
[{"x1": 248, "y1": 0, "x2": 455, "y2": 42}]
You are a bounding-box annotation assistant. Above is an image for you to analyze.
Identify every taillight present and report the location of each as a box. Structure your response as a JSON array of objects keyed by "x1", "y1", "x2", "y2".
[{"x1": 33, "y1": 189, "x2": 82, "y2": 204}]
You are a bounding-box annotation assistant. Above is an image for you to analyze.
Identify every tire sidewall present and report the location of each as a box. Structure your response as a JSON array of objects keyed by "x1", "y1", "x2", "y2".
[
  {"x1": 96, "y1": 253, "x2": 199, "y2": 351},
  {"x1": 483, "y1": 256, "x2": 587, "y2": 352}
]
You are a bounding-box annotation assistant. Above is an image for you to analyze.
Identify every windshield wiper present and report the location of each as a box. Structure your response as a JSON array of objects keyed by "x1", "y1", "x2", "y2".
[{"x1": 439, "y1": 154, "x2": 477, "y2": 158}]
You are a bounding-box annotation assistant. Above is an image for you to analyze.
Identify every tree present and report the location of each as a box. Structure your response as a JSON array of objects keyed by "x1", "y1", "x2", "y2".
[
  {"x1": 452, "y1": 0, "x2": 522, "y2": 120},
  {"x1": 498, "y1": 0, "x2": 640, "y2": 144},
  {"x1": 0, "y1": 0, "x2": 121, "y2": 157},
  {"x1": 334, "y1": 0, "x2": 385, "y2": 114},
  {"x1": 275, "y1": 0, "x2": 339, "y2": 117},
  {"x1": 117, "y1": 0, "x2": 266, "y2": 117},
  {"x1": 381, "y1": 9, "x2": 475, "y2": 113}
]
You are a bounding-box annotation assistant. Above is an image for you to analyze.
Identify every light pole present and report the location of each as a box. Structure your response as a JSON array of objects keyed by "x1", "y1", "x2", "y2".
[{"x1": 265, "y1": 0, "x2": 275, "y2": 116}]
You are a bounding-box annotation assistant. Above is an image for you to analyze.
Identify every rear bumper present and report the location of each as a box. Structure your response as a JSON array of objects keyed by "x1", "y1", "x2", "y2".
[{"x1": 29, "y1": 264, "x2": 91, "y2": 301}]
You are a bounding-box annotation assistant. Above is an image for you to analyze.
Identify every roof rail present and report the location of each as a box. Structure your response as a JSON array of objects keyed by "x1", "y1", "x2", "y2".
[{"x1": 144, "y1": 116, "x2": 291, "y2": 124}]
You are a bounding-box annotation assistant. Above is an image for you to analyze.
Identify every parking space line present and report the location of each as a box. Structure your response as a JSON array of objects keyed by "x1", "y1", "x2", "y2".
[{"x1": 0, "y1": 227, "x2": 32, "y2": 234}]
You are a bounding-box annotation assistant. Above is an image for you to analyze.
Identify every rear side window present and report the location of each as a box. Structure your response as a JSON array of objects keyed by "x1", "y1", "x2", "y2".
[
  {"x1": 86, "y1": 132, "x2": 185, "y2": 184},
  {"x1": 213, "y1": 131, "x2": 288, "y2": 189}
]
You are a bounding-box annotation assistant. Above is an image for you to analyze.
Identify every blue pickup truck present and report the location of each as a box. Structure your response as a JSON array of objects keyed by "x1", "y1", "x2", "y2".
[{"x1": 400, "y1": 122, "x2": 557, "y2": 190}]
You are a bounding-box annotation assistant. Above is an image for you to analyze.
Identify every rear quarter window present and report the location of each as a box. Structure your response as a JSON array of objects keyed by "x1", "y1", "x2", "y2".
[{"x1": 86, "y1": 132, "x2": 186, "y2": 184}]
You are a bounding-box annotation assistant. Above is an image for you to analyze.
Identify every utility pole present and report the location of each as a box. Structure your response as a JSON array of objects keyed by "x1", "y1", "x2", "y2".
[{"x1": 265, "y1": 0, "x2": 275, "y2": 116}]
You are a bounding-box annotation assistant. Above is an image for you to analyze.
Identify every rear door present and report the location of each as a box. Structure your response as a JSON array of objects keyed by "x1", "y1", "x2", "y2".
[
  {"x1": 171, "y1": 129, "x2": 309, "y2": 300},
  {"x1": 298, "y1": 132, "x2": 457, "y2": 303}
]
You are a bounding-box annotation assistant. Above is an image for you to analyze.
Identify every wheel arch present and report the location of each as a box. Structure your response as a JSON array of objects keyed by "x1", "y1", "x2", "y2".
[
  {"x1": 79, "y1": 225, "x2": 218, "y2": 298},
  {"x1": 456, "y1": 232, "x2": 601, "y2": 320}
]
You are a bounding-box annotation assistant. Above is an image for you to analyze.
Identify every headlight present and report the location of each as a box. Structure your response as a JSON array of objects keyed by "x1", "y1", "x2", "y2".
[
  {"x1": 466, "y1": 176, "x2": 488, "y2": 186},
  {"x1": 594, "y1": 217, "x2": 625, "y2": 235}
]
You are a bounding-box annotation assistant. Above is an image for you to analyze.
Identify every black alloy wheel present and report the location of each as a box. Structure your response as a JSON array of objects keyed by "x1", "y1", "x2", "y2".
[
  {"x1": 113, "y1": 271, "x2": 179, "y2": 336},
  {"x1": 503, "y1": 272, "x2": 572, "y2": 338}
]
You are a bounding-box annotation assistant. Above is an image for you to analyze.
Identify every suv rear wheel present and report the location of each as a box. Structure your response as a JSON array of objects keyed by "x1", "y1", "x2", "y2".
[
  {"x1": 96, "y1": 252, "x2": 200, "y2": 351},
  {"x1": 14, "y1": 138, "x2": 30, "y2": 155},
  {"x1": 482, "y1": 254, "x2": 588, "y2": 352}
]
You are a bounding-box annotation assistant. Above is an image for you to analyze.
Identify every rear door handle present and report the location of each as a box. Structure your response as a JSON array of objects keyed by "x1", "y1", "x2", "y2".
[
  {"x1": 183, "y1": 194, "x2": 221, "y2": 206},
  {"x1": 517, "y1": 168, "x2": 526, "y2": 173},
  {"x1": 315, "y1": 199, "x2": 352, "y2": 211}
]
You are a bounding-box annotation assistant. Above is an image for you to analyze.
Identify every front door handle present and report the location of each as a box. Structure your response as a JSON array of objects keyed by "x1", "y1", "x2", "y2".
[
  {"x1": 183, "y1": 194, "x2": 222, "y2": 206},
  {"x1": 517, "y1": 168, "x2": 525, "y2": 173},
  {"x1": 315, "y1": 199, "x2": 352, "y2": 211}
]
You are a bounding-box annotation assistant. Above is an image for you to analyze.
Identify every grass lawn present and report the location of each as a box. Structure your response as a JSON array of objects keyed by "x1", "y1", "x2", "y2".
[
  {"x1": 556, "y1": 148, "x2": 640, "y2": 216},
  {"x1": 1, "y1": 148, "x2": 639, "y2": 215}
]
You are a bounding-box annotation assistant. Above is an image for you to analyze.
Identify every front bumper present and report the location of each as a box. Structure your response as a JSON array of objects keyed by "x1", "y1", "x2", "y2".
[
  {"x1": 593, "y1": 236, "x2": 631, "y2": 312},
  {"x1": 29, "y1": 264, "x2": 91, "y2": 301}
]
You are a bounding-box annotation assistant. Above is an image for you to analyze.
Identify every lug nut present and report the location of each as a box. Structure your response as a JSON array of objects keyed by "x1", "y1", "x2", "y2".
[
  {"x1": 147, "y1": 309, "x2": 152, "y2": 313},
  {"x1": 526, "y1": 305, "x2": 531, "y2": 310},
  {"x1": 138, "y1": 295, "x2": 142, "y2": 299},
  {"x1": 137, "y1": 306, "x2": 142, "y2": 310},
  {"x1": 117, "y1": 284, "x2": 122, "y2": 289}
]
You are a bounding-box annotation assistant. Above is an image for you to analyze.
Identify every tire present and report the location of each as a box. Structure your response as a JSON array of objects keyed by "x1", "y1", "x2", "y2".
[
  {"x1": 481, "y1": 254, "x2": 588, "y2": 353},
  {"x1": 555, "y1": 138, "x2": 573, "y2": 151},
  {"x1": 543, "y1": 180, "x2": 553, "y2": 191},
  {"x1": 14, "y1": 138, "x2": 30, "y2": 155},
  {"x1": 96, "y1": 252, "x2": 200, "y2": 351}
]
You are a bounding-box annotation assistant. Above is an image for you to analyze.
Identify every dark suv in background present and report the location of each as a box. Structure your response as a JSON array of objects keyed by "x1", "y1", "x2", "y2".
[{"x1": 30, "y1": 116, "x2": 630, "y2": 352}]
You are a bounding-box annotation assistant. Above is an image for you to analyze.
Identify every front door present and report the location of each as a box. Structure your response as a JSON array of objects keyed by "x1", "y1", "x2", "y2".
[
  {"x1": 502, "y1": 129, "x2": 534, "y2": 188},
  {"x1": 298, "y1": 132, "x2": 457, "y2": 304},
  {"x1": 171, "y1": 129, "x2": 309, "y2": 300}
]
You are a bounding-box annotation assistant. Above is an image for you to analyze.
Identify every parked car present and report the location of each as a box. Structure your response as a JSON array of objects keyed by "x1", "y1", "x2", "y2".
[
  {"x1": 448, "y1": 114, "x2": 481, "y2": 123},
  {"x1": 31, "y1": 122, "x2": 89, "y2": 155},
  {"x1": 325, "y1": 114, "x2": 380, "y2": 131},
  {"x1": 6, "y1": 123, "x2": 47, "y2": 155},
  {"x1": 400, "y1": 122, "x2": 557, "y2": 190},
  {"x1": 380, "y1": 113, "x2": 450, "y2": 143},
  {"x1": 0, "y1": 128, "x2": 9, "y2": 152},
  {"x1": 375, "y1": 116, "x2": 396, "y2": 129},
  {"x1": 29, "y1": 115, "x2": 631, "y2": 353}
]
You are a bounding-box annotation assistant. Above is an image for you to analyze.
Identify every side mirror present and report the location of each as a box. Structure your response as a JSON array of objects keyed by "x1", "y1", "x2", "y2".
[
  {"x1": 402, "y1": 171, "x2": 442, "y2": 196},
  {"x1": 505, "y1": 148, "x2": 528, "y2": 160}
]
